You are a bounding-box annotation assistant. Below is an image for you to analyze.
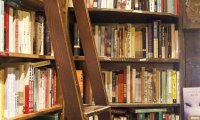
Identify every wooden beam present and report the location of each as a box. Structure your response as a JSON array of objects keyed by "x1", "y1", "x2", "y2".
[
  {"x1": 72, "y1": 0, "x2": 111, "y2": 119},
  {"x1": 44, "y1": 0, "x2": 84, "y2": 119}
]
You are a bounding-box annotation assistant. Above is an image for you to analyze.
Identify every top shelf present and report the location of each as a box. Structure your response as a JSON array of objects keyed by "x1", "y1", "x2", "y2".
[
  {"x1": 69, "y1": 8, "x2": 179, "y2": 23},
  {"x1": 19, "y1": 0, "x2": 178, "y2": 23}
]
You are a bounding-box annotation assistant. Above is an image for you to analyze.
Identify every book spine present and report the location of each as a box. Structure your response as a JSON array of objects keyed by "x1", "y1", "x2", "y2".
[
  {"x1": 148, "y1": 24, "x2": 153, "y2": 58},
  {"x1": 4, "y1": 5, "x2": 9, "y2": 52},
  {"x1": 153, "y1": 21, "x2": 158, "y2": 58},
  {"x1": 0, "y1": 69, "x2": 5, "y2": 119},
  {"x1": 126, "y1": 66, "x2": 131, "y2": 103},
  {"x1": 126, "y1": 0, "x2": 132, "y2": 10},
  {"x1": 176, "y1": 71, "x2": 180, "y2": 103},
  {"x1": 0, "y1": 1, "x2": 4, "y2": 52},
  {"x1": 53, "y1": 70, "x2": 57, "y2": 105},
  {"x1": 172, "y1": 70, "x2": 177, "y2": 103},
  {"x1": 9, "y1": 7, "x2": 14, "y2": 53}
]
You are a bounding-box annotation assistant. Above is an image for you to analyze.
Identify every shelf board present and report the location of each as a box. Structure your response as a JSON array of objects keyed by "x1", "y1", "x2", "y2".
[
  {"x1": 84, "y1": 105, "x2": 110, "y2": 117},
  {"x1": 74, "y1": 56, "x2": 180, "y2": 63},
  {"x1": 9, "y1": 105, "x2": 63, "y2": 120},
  {"x1": 69, "y1": 8, "x2": 179, "y2": 23},
  {"x1": 0, "y1": 52, "x2": 54, "y2": 60},
  {"x1": 110, "y1": 103, "x2": 180, "y2": 108},
  {"x1": 20, "y1": 0, "x2": 44, "y2": 10}
]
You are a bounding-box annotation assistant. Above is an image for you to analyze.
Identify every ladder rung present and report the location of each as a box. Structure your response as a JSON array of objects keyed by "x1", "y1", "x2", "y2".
[{"x1": 84, "y1": 105, "x2": 111, "y2": 117}]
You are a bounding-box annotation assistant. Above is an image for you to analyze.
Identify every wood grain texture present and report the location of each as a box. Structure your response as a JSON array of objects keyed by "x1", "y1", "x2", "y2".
[
  {"x1": 185, "y1": 30, "x2": 200, "y2": 87},
  {"x1": 44, "y1": 0, "x2": 84, "y2": 119},
  {"x1": 9, "y1": 105, "x2": 62, "y2": 120},
  {"x1": 72, "y1": 0, "x2": 112, "y2": 119}
]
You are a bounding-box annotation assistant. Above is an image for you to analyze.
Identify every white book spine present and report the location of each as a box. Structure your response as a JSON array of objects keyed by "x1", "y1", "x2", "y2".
[
  {"x1": 132, "y1": 69, "x2": 136, "y2": 103},
  {"x1": 171, "y1": 24, "x2": 175, "y2": 58},
  {"x1": 101, "y1": 0, "x2": 107, "y2": 8},
  {"x1": 127, "y1": 24, "x2": 132, "y2": 58},
  {"x1": 157, "y1": 0, "x2": 161, "y2": 12},
  {"x1": 175, "y1": 30, "x2": 179, "y2": 59},
  {"x1": 9, "y1": 7, "x2": 14, "y2": 53},
  {"x1": 149, "y1": 0, "x2": 154, "y2": 12},
  {"x1": 126, "y1": 0, "x2": 132, "y2": 10},
  {"x1": 167, "y1": 69, "x2": 173, "y2": 103},
  {"x1": 108, "y1": 71, "x2": 112, "y2": 103},
  {"x1": 126, "y1": 66, "x2": 131, "y2": 103}
]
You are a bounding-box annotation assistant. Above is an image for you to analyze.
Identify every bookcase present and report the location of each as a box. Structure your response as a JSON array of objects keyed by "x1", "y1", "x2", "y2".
[
  {"x1": 69, "y1": 0, "x2": 183, "y2": 119},
  {"x1": 0, "y1": 0, "x2": 63, "y2": 119}
]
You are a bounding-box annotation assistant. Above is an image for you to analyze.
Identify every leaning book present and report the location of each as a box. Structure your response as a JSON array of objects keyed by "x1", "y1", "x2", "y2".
[{"x1": 183, "y1": 87, "x2": 200, "y2": 120}]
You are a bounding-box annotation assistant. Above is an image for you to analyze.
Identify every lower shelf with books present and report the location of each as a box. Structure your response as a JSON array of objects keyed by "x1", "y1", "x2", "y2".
[
  {"x1": 0, "y1": 60, "x2": 61, "y2": 119},
  {"x1": 111, "y1": 108, "x2": 180, "y2": 120}
]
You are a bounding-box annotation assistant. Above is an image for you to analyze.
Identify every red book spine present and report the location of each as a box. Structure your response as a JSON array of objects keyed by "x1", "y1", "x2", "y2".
[
  {"x1": 45, "y1": 70, "x2": 49, "y2": 108},
  {"x1": 4, "y1": 5, "x2": 9, "y2": 52},
  {"x1": 29, "y1": 80, "x2": 34, "y2": 112},
  {"x1": 25, "y1": 85, "x2": 29, "y2": 114},
  {"x1": 53, "y1": 70, "x2": 57, "y2": 105},
  {"x1": 174, "y1": 0, "x2": 178, "y2": 15},
  {"x1": 118, "y1": 73, "x2": 124, "y2": 103}
]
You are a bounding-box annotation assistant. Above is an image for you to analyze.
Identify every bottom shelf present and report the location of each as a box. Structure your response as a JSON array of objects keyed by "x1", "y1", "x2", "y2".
[
  {"x1": 9, "y1": 105, "x2": 63, "y2": 120},
  {"x1": 84, "y1": 105, "x2": 111, "y2": 117}
]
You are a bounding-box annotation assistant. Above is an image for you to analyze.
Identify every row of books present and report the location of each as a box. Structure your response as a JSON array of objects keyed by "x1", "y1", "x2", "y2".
[
  {"x1": 74, "y1": 21, "x2": 179, "y2": 59},
  {"x1": 87, "y1": 108, "x2": 180, "y2": 120},
  {"x1": 0, "y1": 2, "x2": 53, "y2": 55},
  {"x1": 102, "y1": 66, "x2": 180, "y2": 104},
  {"x1": 0, "y1": 61, "x2": 57, "y2": 119},
  {"x1": 68, "y1": 0, "x2": 178, "y2": 15},
  {"x1": 112, "y1": 112, "x2": 180, "y2": 120}
]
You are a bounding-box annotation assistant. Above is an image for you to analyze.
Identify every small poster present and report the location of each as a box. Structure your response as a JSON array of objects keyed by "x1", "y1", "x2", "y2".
[{"x1": 183, "y1": 87, "x2": 200, "y2": 120}]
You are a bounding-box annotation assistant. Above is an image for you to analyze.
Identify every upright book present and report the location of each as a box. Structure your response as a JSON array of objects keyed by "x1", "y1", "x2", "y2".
[{"x1": 183, "y1": 87, "x2": 200, "y2": 120}]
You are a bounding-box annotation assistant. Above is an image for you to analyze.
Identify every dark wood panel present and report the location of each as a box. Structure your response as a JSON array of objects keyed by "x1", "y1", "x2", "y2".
[{"x1": 185, "y1": 30, "x2": 200, "y2": 87}]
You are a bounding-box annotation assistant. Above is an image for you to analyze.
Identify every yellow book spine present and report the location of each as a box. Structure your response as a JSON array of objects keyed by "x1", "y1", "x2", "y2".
[
  {"x1": 0, "y1": 69, "x2": 5, "y2": 119},
  {"x1": 172, "y1": 70, "x2": 177, "y2": 103}
]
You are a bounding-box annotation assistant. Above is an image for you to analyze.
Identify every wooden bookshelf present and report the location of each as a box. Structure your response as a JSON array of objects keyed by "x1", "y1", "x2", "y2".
[
  {"x1": 84, "y1": 105, "x2": 111, "y2": 117},
  {"x1": 110, "y1": 103, "x2": 180, "y2": 108},
  {"x1": 74, "y1": 56, "x2": 180, "y2": 63},
  {"x1": 0, "y1": 52, "x2": 54, "y2": 60},
  {"x1": 20, "y1": 0, "x2": 43, "y2": 10},
  {"x1": 68, "y1": 8, "x2": 179, "y2": 23},
  {"x1": 9, "y1": 105, "x2": 63, "y2": 120}
]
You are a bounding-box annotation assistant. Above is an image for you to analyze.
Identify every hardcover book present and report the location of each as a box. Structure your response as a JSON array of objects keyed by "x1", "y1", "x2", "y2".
[{"x1": 183, "y1": 87, "x2": 200, "y2": 120}]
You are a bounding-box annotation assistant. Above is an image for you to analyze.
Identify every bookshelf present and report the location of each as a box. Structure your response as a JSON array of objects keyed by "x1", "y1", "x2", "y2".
[
  {"x1": 9, "y1": 105, "x2": 62, "y2": 120},
  {"x1": 69, "y1": 0, "x2": 182, "y2": 119},
  {"x1": 0, "y1": 52, "x2": 54, "y2": 59},
  {"x1": 0, "y1": 0, "x2": 63, "y2": 119}
]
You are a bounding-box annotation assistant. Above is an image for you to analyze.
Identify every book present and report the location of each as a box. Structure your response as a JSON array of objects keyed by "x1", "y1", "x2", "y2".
[
  {"x1": 183, "y1": 87, "x2": 200, "y2": 120},
  {"x1": 134, "y1": 108, "x2": 167, "y2": 113}
]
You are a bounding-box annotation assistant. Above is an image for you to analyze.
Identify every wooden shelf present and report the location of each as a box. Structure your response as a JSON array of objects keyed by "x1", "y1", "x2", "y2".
[
  {"x1": 74, "y1": 56, "x2": 180, "y2": 63},
  {"x1": 9, "y1": 105, "x2": 63, "y2": 120},
  {"x1": 69, "y1": 8, "x2": 179, "y2": 23},
  {"x1": 110, "y1": 103, "x2": 180, "y2": 108},
  {"x1": 84, "y1": 105, "x2": 110, "y2": 117},
  {"x1": 0, "y1": 52, "x2": 54, "y2": 60},
  {"x1": 21, "y1": 0, "x2": 43, "y2": 10}
]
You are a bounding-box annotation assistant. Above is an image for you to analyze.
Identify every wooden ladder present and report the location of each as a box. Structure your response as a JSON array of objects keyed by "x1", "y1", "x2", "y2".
[{"x1": 43, "y1": 0, "x2": 112, "y2": 120}]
